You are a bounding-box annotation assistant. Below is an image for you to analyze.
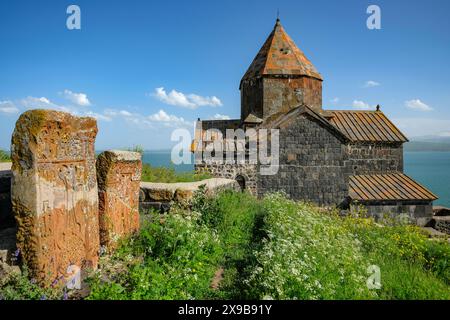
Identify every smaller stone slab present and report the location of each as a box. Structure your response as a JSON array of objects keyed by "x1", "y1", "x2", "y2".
[
  {"x1": 97, "y1": 150, "x2": 142, "y2": 249},
  {"x1": 139, "y1": 178, "x2": 239, "y2": 209}
]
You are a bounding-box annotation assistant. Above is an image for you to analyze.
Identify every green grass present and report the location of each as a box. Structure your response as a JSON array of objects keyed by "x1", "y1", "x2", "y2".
[
  {"x1": 2, "y1": 190, "x2": 449, "y2": 300},
  {"x1": 141, "y1": 163, "x2": 211, "y2": 183},
  {"x1": 0, "y1": 266, "x2": 63, "y2": 300},
  {"x1": 0, "y1": 149, "x2": 10, "y2": 162},
  {"x1": 88, "y1": 190, "x2": 449, "y2": 300},
  {"x1": 343, "y1": 214, "x2": 450, "y2": 299},
  {"x1": 244, "y1": 193, "x2": 450, "y2": 300},
  {"x1": 87, "y1": 188, "x2": 260, "y2": 299},
  {"x1": 87, "y1": 211, "x2": 224, "y2": 299}
]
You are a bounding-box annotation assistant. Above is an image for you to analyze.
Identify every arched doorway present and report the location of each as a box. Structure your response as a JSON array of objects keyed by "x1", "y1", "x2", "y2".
[{"x1": 235, "y1": 175, "x2": 246, "y2": 192}]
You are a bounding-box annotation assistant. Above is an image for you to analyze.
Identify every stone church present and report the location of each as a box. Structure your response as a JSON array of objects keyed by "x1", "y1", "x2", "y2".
[{"x1": 192, "y1": 19, "x2": 437, "y2": 225}]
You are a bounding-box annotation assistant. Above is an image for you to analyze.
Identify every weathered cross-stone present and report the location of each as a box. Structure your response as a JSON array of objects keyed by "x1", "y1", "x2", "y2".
[
  {"x1": 96, "y1": 150, "x2": 142, "y2": 249},
  {"x1": 11, "y1": 110, "x2": 99, "y2": 286}
]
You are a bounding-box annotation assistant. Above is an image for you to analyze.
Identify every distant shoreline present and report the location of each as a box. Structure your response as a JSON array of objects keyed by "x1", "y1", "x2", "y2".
[{"x1": 404, "y1": 141, "x2": 450, "y2": 152}]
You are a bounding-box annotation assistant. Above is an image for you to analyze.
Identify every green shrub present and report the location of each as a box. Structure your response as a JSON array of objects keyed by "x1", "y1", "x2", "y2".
[
  {"x1": 192, "y1": 188, "x2": 265, "y2": 299},
  {"x1": 344, "y1": 217, "x2": 450, "y2": 298},
  {"x1": 126, "y1": 145, "x2": 144, "y2": 155},
  {"x1": 0, "y1": 266, "x2": 63, "y2": 300},
  {"x1": 422, "y1": 240, "x2": 450, "y2": 284},
  {"x1": 87, "y1": 210, "x2": 223, "y2": 300},
  {"x1": 84, "y1": 190, "x2": 450, "y2": 300},
  {"x1": 0, "y1": 150, "x2": 10, "y2": 162},
  {"x1": 245, "y1": 193, "x2": 374, "y2": 300},
  {"x1": 244, "y1": 193, "x2": 450, "y2": 300},
  {"x1": 141, "y1": 163, "x2": 211, "y2": 183}
]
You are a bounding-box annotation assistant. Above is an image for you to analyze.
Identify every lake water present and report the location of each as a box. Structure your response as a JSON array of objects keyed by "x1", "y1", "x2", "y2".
[
  {"x1": 404, "y1": 152, "x2": 450, "y2": 207},
  {"x1": 142, "y1": 151, "x2": 450, "y2": 207}
]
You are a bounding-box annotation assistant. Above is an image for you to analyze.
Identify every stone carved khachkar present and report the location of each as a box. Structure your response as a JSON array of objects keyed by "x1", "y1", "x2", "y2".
[
  {"x1": 96, "y1": 150, "x2": 142, "y2": 249},
  {"x1": 11, "y1": 110, "x2": 100, "y2": 285}
]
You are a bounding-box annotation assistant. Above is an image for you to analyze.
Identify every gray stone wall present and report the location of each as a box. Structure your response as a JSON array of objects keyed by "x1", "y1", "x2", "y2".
[
  {"x1": 257, "y1": 114, "x2": 348, "y2": 205},
  {"x1": 195, "y1": 162, "x2": 258, "y2": 195},
  {"x1": 344, "y1": 143, "x2": 403, "y2": 175},
  {"x1": 200, "y1": 119, "x2": 241, "y2": 136},
  {"x1": 351, "y1": 201, "x2": 433, "y2": 227}
]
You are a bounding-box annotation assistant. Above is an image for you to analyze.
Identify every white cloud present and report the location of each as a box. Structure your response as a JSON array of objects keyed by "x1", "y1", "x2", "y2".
[
  {"x1": 0, "y1": 101, "x2": 19, "y2": 114},
  {"x1": 20, "y1": 96, "x2": 71, "y2": 112},
  {"x1": 119, "y1": 110, "x2": 132, "y2": 117},
  {"x1": 148, "y1": 109, "x2": 188, "y2": 125},
  {"x1": 212, "y1": 113, "x2": 230, "y2": 120},
  {"x1": 84, "y1": 111, "x2": 112, "y2": 122},
  {"x1": 104, "y1": 109, "x2": 134, "y2": 118},
  {"x1": 154, "y1": 88, "x2": 194, "y2": 108},
  {"x1": 352, "y1": 100, "x2": 373, "y2": 110},
  {"x1": 188, "y1": 94, "x2": 222, "y2": 107},
  {"x1": 62, "y1": 89, "x2": 91, "y2": 106},
  {"x1": 364, "y1": 80, "x2": 380, "y2": 88},
  {"x1": 405, "y1": 99, "x2": 433, "y2": 112},
  {"x1": 330, "y1": 97, "x2": 340, "y2": 104},
  {"x1": 19, "y1": 96, "x2": 113, "y2": 122},
  {"x1": 103, "y1": 108, "x2": 193, "y2": 129},
  {"x1": 153, "y1": 87, "x2": 222, "y2": 109}
]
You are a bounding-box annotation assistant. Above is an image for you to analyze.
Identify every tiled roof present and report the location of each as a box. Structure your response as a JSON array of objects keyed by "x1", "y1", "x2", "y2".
[
  {"x1": 328, "y1": 110, "x2": 408, "y2": 143},
  {"x1": 349, "y1": 173, "x2": 438, "y2": 202},
  {"x1": 241, "y1": 19, "x2": 322, "y2": 85}
]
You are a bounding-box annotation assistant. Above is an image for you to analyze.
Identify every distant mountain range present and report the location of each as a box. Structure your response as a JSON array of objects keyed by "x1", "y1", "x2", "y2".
[{"x1": 405, "y1": 136, "x2": 450, "y2": 152}]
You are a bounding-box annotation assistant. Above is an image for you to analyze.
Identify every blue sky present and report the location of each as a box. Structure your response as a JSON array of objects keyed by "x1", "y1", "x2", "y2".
[{"x1": 1, "y1": 0, "x2": 449, "y2": 150}]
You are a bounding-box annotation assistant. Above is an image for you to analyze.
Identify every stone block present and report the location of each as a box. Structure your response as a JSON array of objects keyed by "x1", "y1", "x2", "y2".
[
  {"x1": 146, "y1": 188, "x2": 175, "y2": 202},
  {"x1": 11, "y1": 110, "x2": 99, "y2": 286},
  {"x1": 174, "y1": 189, "x2": 194, "y2": 203},
  {"x1": 97, "y1": 150, "x2": 142, "y2": 249}
]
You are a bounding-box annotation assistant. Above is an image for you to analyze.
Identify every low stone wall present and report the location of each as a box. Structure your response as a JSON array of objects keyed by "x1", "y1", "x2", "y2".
[
  {"x1": 1, "y1": 164, "x2": 239, "y2": 216},
  {"x1": 351, "y1": 201, "x2": 433, "y2": 227},
  {"x1": 139, "y1": 178, "x2": 239, "y2": 212}
]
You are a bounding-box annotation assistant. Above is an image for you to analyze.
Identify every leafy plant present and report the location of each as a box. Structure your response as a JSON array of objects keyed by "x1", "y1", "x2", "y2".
[
  {"x1": 0, "y1": 266, "x2": 63, "y2": 300},
  {"x1": 141, "y1": 163, "x2": 211, "y2": 183},
  {"x1": 127, "y1": 145, "x2": 144, "y2": 155},
  {"x1": 0, "y1": 149, "x2": 10, "y2": 162},
  {"x1": 87, "y1": 210, "x2": 223, "y2": 300}
]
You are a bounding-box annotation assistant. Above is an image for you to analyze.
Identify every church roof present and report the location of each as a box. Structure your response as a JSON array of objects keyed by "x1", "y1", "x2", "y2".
[
  {"x1": 349, "y1": 173, "x2": 438, "y2": 202},
  {"x1": 240, "y1": 19, "x2": 322, "y2": 86},
  {"x1": 327, "y1": 110, "x2": 408, "y2": 143},
  {"x1": 259, "y1": 105, "x2": 350, "y2": 142}
]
